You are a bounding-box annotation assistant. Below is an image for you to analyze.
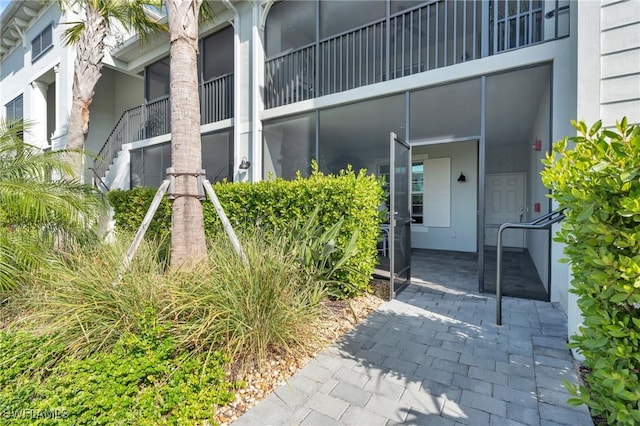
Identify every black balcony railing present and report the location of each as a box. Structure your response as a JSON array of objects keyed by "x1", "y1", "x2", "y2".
[
  {"x1": 94, "y1": 73, "x2": 233, "y2": 180},
  {"x1": 201, "y1": 73, "x2": 233, "y2": 124},
  {"x1": 265, "y1": 0, "x2": 569, "y2": 109}
]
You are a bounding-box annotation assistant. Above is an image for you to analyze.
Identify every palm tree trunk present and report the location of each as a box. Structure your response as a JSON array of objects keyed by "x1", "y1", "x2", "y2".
[
  {"x1": 67, "y1": 6, "x2": 106, "y2": 178},
  {"x1": 168, "y1": 0, "x2": 206, "y2": 267}
]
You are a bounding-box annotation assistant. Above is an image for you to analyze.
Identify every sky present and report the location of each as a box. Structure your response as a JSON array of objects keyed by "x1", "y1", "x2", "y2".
[{"x1": 0, "y1": 1, "x2": 8, "y2": 15}]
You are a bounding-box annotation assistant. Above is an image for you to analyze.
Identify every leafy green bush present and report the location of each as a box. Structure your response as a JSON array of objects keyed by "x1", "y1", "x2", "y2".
[
  {"x1": 0, "y1": 309, "x2": 237, "y2": 425},
  {"x1": 108, "y1": 164, "x2": 383, "y2": 296},
  {"x1": 541, "y1": 118, "x2": 640, "y2": 425},
  {"x1": 0, "y1": 332, "x2": 65, "y2": 418},
  {"x1": 107, "y1": 187, "x2": 172, "y2": 241}
]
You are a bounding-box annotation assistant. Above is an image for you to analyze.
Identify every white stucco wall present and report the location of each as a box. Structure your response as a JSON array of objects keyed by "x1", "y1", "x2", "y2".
[
  {"x1": 86, "y1": 69, "x2": 116, "y2": 155},
  {"x1": 85, "y1": 67, "x2": 144, "y2": 182},
  {"x1": 0, "y1": 4, "x2": 75, "y2": 150},
  {"x1": 527, "y1": 77, "x2": 551, "y2": 293},
  {"x1": 411, "y1": 140, "x2": 478, "y2": 253}
]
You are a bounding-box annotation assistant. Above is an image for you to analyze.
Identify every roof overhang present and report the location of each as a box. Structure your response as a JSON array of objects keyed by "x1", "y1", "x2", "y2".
[
  {"x1": 0, "y1": 1, "x2": 49, "y2": 59},
  {"x1": 110, "y1": 0, "x2": 238, "y2": 72}
]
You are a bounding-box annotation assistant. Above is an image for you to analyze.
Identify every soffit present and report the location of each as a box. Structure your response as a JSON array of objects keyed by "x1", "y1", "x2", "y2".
[
  {"x1": 0, "y1": 1, "x2": 48, "y2": 58},
  {"x1": 111, "y1": 0, "x2": 236, "y2": 66}
]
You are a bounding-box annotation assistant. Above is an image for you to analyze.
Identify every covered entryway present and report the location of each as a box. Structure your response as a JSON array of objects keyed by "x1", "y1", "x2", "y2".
[
  {"x1": 262, "y1": 64, "x2": 553, "y2": 301},
  {"x1": 408, "y1": 64, "x2": 552, "y2": 301},
  {"x1": 481, "y1": 64, "x2": 552, "y2": 301}
]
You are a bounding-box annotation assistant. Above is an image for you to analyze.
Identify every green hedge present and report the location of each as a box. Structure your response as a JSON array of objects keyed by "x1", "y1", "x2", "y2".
[
  {"x1": 107, "y1": 166, "x2": 384, "y2": 295},
  {"x1": 541, "y1": 118, "x2": 640, "y2": 425}
]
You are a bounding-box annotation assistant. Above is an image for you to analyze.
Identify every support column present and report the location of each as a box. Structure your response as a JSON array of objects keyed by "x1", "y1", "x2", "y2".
[
  {"x1": 250, "y1": 1, "x2": 265, "y2": 182},
  {"x1": 51, "y1": 64, "x2": 66, "y2": 150},
  {"x1": 29, "y1": 80, "x2": 49, "y2": 148},
  {"x1": 231, "y1": 2, "x2": 251, "y2": 183}
]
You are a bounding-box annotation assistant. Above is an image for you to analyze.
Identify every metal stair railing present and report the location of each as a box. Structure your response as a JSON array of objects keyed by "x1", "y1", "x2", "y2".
[
  {"x1": 94, "y1": 73, "x2": 236, "y2": 187},
  {"x1": 495, "y1": 208, "x2": 565, "y2": 325}
]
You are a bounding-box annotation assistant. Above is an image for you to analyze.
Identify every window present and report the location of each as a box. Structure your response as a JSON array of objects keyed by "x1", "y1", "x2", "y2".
[
  {"x1": 489, "y1": 0, "x2": 544, "y2": 53},
  {"x1": 32, "y1": 24, "x2": 53, "y2": 62},
  {"x1": 265, "y1": 0, "x2": 316, "y2": 58},
  {"x1": 319, "y1": 0, "x2": 385, "y2": 39},
  {"x1": 202, "y1": 130, "x2": 233, "y2": 183},
  {"x1": 5, "y1": 95, "x2": 23, "y2": 122},
  {"x1": 411, "y1": 161, "x2": 424, "y2": 224},
  {"x1": 5, "y1": 95, "x2": 24, "y2": 140},
  {"x1": 130, "y1": 143, "x2": 171, "y2": 188},
  {"x1": 263, "y1": 113, "x2": 316, "y2": 179}
]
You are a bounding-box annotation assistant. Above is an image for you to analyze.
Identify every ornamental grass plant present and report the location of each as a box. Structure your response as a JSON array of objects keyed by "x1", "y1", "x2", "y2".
[
  {"x1": 170, "y1": 230, "x2": 326, "y2": 364},
  {"x1": 6, "y1": 228, "x2": 326, "y2": 367}
]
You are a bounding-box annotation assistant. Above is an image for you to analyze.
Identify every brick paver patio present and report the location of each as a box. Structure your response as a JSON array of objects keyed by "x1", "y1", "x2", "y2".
[{"x1": 234, "y1": 281, "x2": 592, "y2": 425}]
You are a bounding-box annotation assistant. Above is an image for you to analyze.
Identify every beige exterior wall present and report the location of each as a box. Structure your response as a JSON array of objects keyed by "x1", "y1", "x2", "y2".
[{"x1": 578, "y1": 0, "x2": 640, "y2": 126}]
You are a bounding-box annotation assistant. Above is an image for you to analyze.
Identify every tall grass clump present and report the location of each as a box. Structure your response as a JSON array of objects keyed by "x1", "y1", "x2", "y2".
[
  {"x1": 11, "y1": 235, "x2": 172, "y2": 358},
  {"x1": 171, "y1": 230, "x2": 326, "y2": 364},
  {"x1": 7, "y1": 228, "x2": 327, "y2": 368}
]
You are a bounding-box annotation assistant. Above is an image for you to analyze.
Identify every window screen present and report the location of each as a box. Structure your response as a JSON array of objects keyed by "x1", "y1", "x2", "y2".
[{"x1": 32, "y1": 24, "x2": 53, "y2": 61}]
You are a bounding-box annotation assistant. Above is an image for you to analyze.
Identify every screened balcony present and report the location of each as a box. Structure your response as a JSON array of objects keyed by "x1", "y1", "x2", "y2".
[
  {"x1": 93, "y1": 26, "x2": 234, "y2": 180},
  {"x1": 93, "y1": 74, "x2": 233, "y2": 180},
  {"x1": 264, "y1": 0, "x2": 570, "y2": 108}
]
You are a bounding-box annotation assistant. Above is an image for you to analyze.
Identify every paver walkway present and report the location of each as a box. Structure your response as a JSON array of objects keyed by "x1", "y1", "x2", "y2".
[{"x1": 234, "y1": 281, "x2": 592, "y2": 425}]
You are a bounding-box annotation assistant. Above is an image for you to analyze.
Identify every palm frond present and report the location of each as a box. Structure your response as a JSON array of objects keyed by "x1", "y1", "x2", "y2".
[
  {"x1": 99, "y1": 0, "x2": 166, "y2": 45},
  {"x1": 57, "y1": 0, "x2": 166, "y2": 46},
  {"x1": 199, "y1": 1, "x2": 215, "y2": 24},
  {"x1": 61, "y1": 21, "x2": 86, "y2": 45},
  {"x1": 0, "y1": 231, "x2": 52, "y2": 294},
  {"x1": 0, "y1": 120, "x2": 107, "y2": 294}
]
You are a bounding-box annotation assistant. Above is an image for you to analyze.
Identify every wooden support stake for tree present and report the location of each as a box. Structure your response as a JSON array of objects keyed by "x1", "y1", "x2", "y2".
[
  {"x1": 120, "y1": 179, "x2": 170, "y2": 276},
  {"x1": 119, "y1": 175, "x2": 248, "y2": 279},
  {"x1": 202, "y1": 178, "x2": 248, "y2": 266}
]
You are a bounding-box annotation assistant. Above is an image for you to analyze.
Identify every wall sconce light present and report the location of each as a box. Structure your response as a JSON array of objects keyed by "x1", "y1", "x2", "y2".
[
  {"x1": 532, "y1": 139, "x2": 542, "y2": 151},
  {"x1": 238, "y1": 156, "x2": 251, "y2": 170},
  {"x1": 457, "y1": 172, "x2": 466, "y2": 182}
]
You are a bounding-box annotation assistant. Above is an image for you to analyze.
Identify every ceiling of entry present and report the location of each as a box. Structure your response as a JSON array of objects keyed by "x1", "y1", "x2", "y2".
[
  {"x1": 486, "y1": 65, "x2": 551, "y2": 144},
  {"x1": 318, "y1": 64, "x2": 550, "y2": 149}
]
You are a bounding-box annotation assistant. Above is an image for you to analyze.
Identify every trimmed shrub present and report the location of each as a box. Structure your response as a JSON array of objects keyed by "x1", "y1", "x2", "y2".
[
  {"x1": 107, "y1": 165, "x2": 384, "y2": 296},
  {"x1": 541, "y1": 118, "x2": 640, "y2": 425}
]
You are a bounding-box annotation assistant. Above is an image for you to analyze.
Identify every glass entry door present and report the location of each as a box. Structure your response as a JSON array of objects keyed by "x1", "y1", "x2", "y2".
[{"x1": 389, "y1": 132, "x2": 411, "y2": 298}]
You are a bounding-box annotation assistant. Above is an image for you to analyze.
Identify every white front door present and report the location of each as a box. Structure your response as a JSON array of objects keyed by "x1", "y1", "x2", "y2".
[{"x1": 485, "y1": 173, "x2": 526, "y2": 248}]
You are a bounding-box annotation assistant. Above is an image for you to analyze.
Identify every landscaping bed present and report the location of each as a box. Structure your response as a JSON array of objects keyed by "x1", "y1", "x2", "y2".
[{"x1": 216, "y1": 280, "x2": 386, "y2": 424}]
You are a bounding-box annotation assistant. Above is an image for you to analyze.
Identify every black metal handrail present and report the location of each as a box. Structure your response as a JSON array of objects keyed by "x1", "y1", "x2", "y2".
[
  {"x1": 89, "y1": 167, "x2": 110, "y2": 192},
  {"x1": 93, "y1": 74, "x2": 234, "y2": 184},
  {"x1": 496, "y1": 208, "x2": 565, "y2": 325},
  {"x1": 93, "y1": 97, "x2": 170, "y2": 181}
]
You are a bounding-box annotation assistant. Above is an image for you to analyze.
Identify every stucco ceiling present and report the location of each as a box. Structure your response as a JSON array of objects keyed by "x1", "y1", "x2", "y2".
[{"x1": 486, "y1": 65, "x2": 551, "y2": 144}]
